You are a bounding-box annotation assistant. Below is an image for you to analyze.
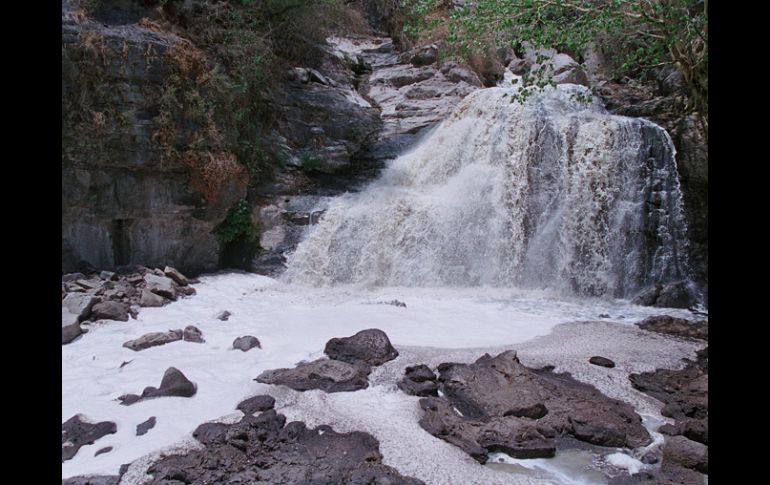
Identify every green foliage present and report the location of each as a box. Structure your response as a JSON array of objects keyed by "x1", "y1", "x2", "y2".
[
  {"x1": 217, "y1": 199, "x2": 254, "y2": 244},
  {"x1": 300, "y1": 154, "x2": 322, "y2": 171},
  {"x1": 402, "y1": 0, "x2": 707, "y2": 116}
]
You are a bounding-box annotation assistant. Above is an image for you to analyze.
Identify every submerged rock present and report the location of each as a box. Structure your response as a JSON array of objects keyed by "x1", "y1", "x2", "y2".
[
  {"x1": 145, "y1": 410, "x2": 424, "y2": 484},
  {"x1": 417, "y1": 350, "x2": 651, "y2": 464},
  {"x1": 62, "y1": 415, "x2": 117, "y2": 462}
]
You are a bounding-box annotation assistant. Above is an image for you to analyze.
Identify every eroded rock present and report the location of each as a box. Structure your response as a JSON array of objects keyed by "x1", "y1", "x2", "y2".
[
  {"x1": 256, "y1": 359, "x2": 370, "y2": 393},
  {"x1": 183, "y1": 325, "x2": 204, "y2": 343},
  {"x1": 123, "y1": 330, "x2": 183, "y2": 351},
  {"x1": 417, "y1": 351, "x2": 651, "y2": 464},
  {"x1": 145, "y1": 410, "x2": 423, "y2": 484},
  {"x1": 62, "y1": 415, "x2": 117, "y2": 462},
  {"x1": 119, "y1": 367, "x2": 197, "y2": 405}
]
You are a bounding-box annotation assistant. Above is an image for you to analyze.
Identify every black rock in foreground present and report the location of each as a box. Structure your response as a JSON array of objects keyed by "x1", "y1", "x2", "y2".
[
  {"x1": 145, "y1": 410, "x2": 424, "y2": 484},
  {"x1": 416, "y1": 350, "x2": 651, "y2": 464},
  {"x1": 62, "y1": 415, "x2": 116, "y2": 462}
]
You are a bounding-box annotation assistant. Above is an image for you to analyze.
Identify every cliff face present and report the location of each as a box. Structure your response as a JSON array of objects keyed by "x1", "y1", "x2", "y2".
[{"x1": 62, "y1": 2, "x2": 247, "y2": 275}]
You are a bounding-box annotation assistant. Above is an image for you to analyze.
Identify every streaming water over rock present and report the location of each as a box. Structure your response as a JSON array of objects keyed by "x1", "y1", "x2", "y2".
[{"x1": 284, "y1": 81, "x2": 689, "y2": 298}]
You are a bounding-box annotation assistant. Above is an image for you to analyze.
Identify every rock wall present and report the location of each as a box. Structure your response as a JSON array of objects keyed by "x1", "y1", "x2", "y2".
[{"x1": 62, "y1": 2, "x2": 247, "y2": 275}]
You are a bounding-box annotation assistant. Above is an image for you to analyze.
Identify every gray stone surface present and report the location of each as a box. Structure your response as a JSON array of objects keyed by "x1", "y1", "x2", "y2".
[
  {"x1": 123, "y1": 330, "x2": 183, "y2": 351},
  {"x1": 90, "y1": 301, "x2": 129, "y2": 322},
  {"x1": 182, "y1": 325, "x2": 204, "y2": 343},
  {"x1": 256, "y1": 359, "x2": 370, "y2": 393}
]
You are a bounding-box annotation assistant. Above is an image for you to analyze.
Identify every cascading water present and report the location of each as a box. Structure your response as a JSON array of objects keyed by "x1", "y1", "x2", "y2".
[{"x1": 284, "y1": 80, "x2": 690, "y2": 298}]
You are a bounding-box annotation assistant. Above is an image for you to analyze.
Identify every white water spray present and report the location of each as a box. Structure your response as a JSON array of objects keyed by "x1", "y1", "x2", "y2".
[{"x1": 284, "y1": 82, "x2": 689, "y2": 297}]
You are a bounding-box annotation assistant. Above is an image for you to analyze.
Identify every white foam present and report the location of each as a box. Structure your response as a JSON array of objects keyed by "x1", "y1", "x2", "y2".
[{"x1": 63, "y1": 272, "x2": 698, "y2": 481}]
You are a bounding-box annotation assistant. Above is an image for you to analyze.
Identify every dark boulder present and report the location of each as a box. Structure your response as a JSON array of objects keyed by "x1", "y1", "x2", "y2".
[
  {"x1": 145, "y1": 410, "x2": 424, "y2": 484},
  {"x1": 120, "y1": 367, "x2": 197, "y2": 405},
  {"x1": 417, "y1": 350, "x2": 651, "y2": 463},
  {"x1": 62, "y1": 323, "x2": 84, "y2": 345},
  {"x1": 90, "y1": 301, "x2": 129, "y2": 322},
  {"x1": 182, "y1": 325, "x2": 204, "y2": 343},
  {"x1": 233, "y1": 335, "x2": 261, "y2": 351},
  {"x1": 324, "y1": 328, "x2": 399, "y2": 366},
  {"x1": 662, "y1": 436, "x2": 708, "y2": 473},
  {"x1": 62, "y1": 415, "x2": 117, "y2": 462},
  {"x1": 589, "y1": 356, "x2": 616, "y2": 368},
  {"x1": 136, "y1": 417, "x2": 157, "y2": 436},
  {"x1": 237, "y1": 395, "x2": 276, "y2": 415},
  {"x1": 398, "y1": 364, "x2": 439, "y2": 397}
]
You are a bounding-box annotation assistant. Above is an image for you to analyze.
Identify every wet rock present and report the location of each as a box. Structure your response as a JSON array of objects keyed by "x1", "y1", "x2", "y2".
[
  {"x1": 182, "y1": 325, "x2": 204, "y2": 343},
  {"x1": 61, "y1": 476, "x2": 120, "y2": 485},
  {"x1": 417, "y1": 351, "x2": 650, "y2": 464},
  {"x1": 62, "y1": 415, "x2": 117, "y2": 462},
  {"x1": 641, "y1": 452, "x2": 659, "y2": 464},
  {"x1": 608, "y1": 465, "x2": 704, "y2": 485},
  {"x1": 144, "y1": 274, "x2": 177, "y2": 301},
  {"x1": 62, "y1": 323, "x2": 84, "y2": 345},
  {"x1": 120, "y1": 367, "x2": 197, "y2": 405},
  {"x1": 256, "y1": 359, "x2": 370, "y2": 393},
  {"x1": 398, "y1": 364, "x2": 439, "y2": 397},
  {"x1": 629, "y1": 349, "x2": 708, "y2": 422},
  {"x1": 324, "y1": 328, "x2": 399, "y2": 366},
  {"x1": 94, "y1": 446, "x2": 113, "y2": 456},
  {"x1": 90, "y1": 301, "x2": 129, "y2": 322},
  {"x1": 163, "y1": 266, "x2": 189, "y2": 286},
  {"x1": 656, "y1": 281, "x2": 696, "y2": 308},
  {"x1": 637, "y1": 315, "x2": 708, "y2": 340},
  {"x1": 145, "y1": 410, "x2": 424, "y2": 484},
  {"x1": 662, "y1": 436, "x2": 708, "y2": 473},
  {"x1": 216, "y1": 310, "x2": 231, "y2": 321},
  {"x1": 136, "y1": 417, "x2": 156, "y2": 436},
  {"x1": 179, "y1": 285, "x2": 196, "y2": 296},
  {"x1": 589, "y1": 356, "x2": 616, "y2": 368},
  {"x1": 237, "y1": 395, "x2": 275, "y2": 415},
  {"x1": 233, "y1": 335, "x2": 261, "y2": 351},
  {"x1": 632, "y1": 281, "x2": 696, "y2": 309},
  {"x1": 123, "y1": 329, "x2": 183, "y2": 351},
  {"x1": 99, "y1": 271, "x2": 117, "y2": 281},
  {"x1": 62, "y1": 293, "x2": 99, "y2": 321},
  {"x1": 139, "y1": 289, "x2": 165, "y2": 307}
]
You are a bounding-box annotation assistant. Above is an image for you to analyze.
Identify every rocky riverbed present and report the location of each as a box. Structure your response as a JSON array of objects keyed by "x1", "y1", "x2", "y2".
[{"x1": 62, "y1": 272, "x2": 707, "y2": 484}]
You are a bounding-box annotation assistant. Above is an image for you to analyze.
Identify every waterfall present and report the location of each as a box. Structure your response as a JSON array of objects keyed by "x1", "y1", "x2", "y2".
[{"x1": 283, "y1": 81, "x2": 690, "y2": 298}]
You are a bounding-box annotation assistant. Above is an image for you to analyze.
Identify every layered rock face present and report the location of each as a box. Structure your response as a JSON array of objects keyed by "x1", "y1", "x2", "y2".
[{"x1": 62, "y1": 2, "x2": 246, "y2": 275}]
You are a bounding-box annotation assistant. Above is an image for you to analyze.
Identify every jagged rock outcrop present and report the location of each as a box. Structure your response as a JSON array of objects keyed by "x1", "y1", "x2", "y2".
[
  {"x1": 62, "y1": 2, "x2": 246, "y2": 275},
  {"x1": 415, "y1": 350, "x2": 651, "y2": 464},
  {"x1": 145, "y1": 410, "x2": 424, "y2": 484},
  {"x1": 618, "y1": 347, "x2": 708, "y2": 483}
]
